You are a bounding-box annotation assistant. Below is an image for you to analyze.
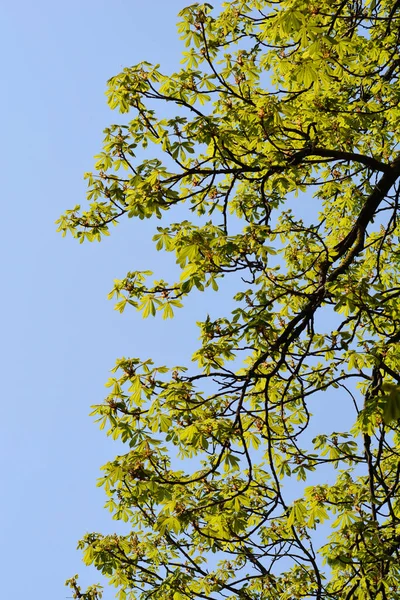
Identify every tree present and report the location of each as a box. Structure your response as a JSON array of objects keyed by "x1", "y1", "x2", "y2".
[{"x1": 58, "y1": 1, "x2": 400, "y2": 599}]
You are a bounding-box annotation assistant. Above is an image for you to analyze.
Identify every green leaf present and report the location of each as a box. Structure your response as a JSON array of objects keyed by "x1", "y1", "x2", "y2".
[{"x1": 379, "y1": 384, "x2": 400, "y2": 425}]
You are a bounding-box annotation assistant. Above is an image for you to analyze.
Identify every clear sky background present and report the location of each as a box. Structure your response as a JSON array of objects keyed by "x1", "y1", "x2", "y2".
[
  {"x1": 0, "y1": 2, "x2": 354, "y2": 599},
  {"x1": 0, "y1": 2, "x2": 192, "y2": 598}
]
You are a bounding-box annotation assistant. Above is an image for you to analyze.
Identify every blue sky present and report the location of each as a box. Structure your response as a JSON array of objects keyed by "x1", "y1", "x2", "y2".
[
  {"x1": 0, "y1": 2, "x2": 190, "y2": 598},
  {"x1": 0, "y1": 2, "x2": 357, "y2": 598}
]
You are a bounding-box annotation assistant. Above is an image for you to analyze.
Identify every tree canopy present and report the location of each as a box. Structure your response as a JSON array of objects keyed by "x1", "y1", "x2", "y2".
[{"x1": 58, "y1": 1, "x2": 400, "y2": 599}]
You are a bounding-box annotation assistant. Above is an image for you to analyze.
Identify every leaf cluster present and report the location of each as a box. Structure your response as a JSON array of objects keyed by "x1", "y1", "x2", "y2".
[{"x1": 60, "y1": 1, "x2": 400, "y2": 599}]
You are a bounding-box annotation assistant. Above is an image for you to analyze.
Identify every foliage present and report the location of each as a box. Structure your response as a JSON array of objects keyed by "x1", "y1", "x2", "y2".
[{"x1": 59, "y1": 1, "x2": 400, "y2": 599}]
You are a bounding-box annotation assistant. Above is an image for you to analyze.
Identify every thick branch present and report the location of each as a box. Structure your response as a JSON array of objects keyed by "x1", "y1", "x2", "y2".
[
  {"x1": 290, "y1": 147, "x2": 391, "y2": 173},
  {"x1": 332, "y1": 156, "x2": 400, "y2": 268}
]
